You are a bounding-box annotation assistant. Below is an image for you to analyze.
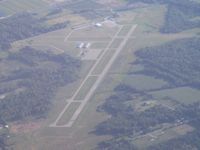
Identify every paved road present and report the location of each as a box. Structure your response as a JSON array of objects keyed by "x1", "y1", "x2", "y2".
[{"x1": 50, "y1": 24, "x2": 137, "y2": 127}]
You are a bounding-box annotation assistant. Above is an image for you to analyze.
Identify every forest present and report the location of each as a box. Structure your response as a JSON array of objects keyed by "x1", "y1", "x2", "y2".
[
  {"x1": 0, "y1": 47, "x2": 80, "y2": 121},
  {"x1": 134, "y1": 37, "x2": 200, "y2": 88},
  {"x1": 0, "y1": 12, "x2": 69, "y2": 50}
]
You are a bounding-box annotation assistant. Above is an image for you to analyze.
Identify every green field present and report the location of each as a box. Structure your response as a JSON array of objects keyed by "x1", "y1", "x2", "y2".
[
  {"x1": 150, "y1": 87, "x2": 200, "y2": 105},
  {"x1": 132, "y1": 5, "x2": 167, "y2": 33},
  {"x1": 68, "y1": 26, "x2": 118, "y2": 42},
  {"x1": 123, "y1": 74, "x2": 168, "y2": 91},
  {"x1": 0, "y1": 0, "x2": 47, "y2": 15}
]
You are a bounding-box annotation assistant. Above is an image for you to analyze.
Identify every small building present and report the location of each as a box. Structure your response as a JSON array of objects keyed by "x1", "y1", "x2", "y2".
[
  {"x1": 95, "y1": 23, "x2": 102, "y2": 27},
  {"x1": 77, "y1": 42, "x2": 84, "y2": 49}
]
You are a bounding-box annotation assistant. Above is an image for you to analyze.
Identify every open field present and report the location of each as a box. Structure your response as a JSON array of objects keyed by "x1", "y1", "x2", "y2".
[
  {"x1": 11, "y1": 23, "x2": 120, "y2": 57},
  {"x1": 68, "y1": 26, "x2": 118, "y2": 41},
  {"x1": 46, "y1": 10, "x2": 87, "y2": 26},
  {"x1": 0, "y1": 0, "x2": 47, "y2": 15},
  {"x1": 122, "y1": 74, "x2": 168, "y2": 91},
  {"x1": 132, "y1": 5, "x2": 167, "y2": 33},
  {"x1": 150, "y1": 87, "x2": 200, "y2": 105}
]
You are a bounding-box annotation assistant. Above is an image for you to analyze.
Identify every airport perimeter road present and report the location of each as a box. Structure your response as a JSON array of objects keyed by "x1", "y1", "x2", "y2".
[{"x1": 50, "y1": 24, "x2": 137, "y2": 127}]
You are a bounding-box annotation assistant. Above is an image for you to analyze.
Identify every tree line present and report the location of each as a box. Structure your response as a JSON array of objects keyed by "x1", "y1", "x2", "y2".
[
  {"x1": 0, "y1": 12, "x2": 69, "y2": 51},
  {"x1": 134, "y1": 37, "x2": 200, "y2": 88}
]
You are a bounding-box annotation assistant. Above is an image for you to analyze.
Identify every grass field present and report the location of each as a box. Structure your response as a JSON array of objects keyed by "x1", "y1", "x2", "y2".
[
  {"x1": 68, "y1": 26, "x2": 118, "y2": 41},
  {"x1": 0, "y1": 0, "x2": 47, "y2": 15},
  {"x1": 122, "y1": 74, "x2": 168, "y2": 91},
  {"x1": 132, "y1": 5, "x2": 167, "y2": 33},
  {"x1": 150, "y1": 87, "x2": 200, "y2": 105},
  {"x1": 11, "y1": 24, "x2": 120, "y2": 57}
]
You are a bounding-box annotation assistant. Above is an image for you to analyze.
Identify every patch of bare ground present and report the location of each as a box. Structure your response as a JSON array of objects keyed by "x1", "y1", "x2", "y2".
[{"x1": 10, "y1": 120, "x2": 43, "y2": 134}]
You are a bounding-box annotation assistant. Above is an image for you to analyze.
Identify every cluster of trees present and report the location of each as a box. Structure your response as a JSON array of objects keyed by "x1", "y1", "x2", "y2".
[
  {"x1": 0, "y1": 47, "x2": 80, "y2": 121},
  {"x1": 94, "y1": 83, "x2": 200, "y2": 150},
  {"x1": 134, "y1": 37, "x2": 200, "y2": 88},
  {"x1": 127, "y1": 0, "x2": 200, "y2": 33},
  {"x1": 0, "y1": 12, "x2": 69, "y2": 50}
]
